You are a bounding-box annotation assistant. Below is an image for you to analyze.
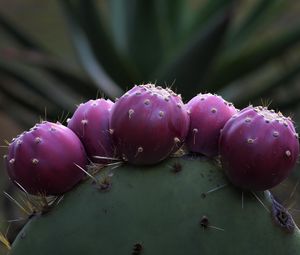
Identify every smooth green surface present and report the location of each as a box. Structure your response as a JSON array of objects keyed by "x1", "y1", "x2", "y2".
[{"x1": 9, "y1": 157, "x2": 300, "y2": 255}]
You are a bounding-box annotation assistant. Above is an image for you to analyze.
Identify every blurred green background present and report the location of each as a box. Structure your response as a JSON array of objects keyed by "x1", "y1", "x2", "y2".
[{"x1": 1, "y1": 0, "x2": 300, "y2": 252}]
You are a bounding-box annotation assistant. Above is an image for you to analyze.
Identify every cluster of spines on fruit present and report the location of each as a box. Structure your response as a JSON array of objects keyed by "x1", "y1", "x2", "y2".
[{"x1": 3, "y1": 83, "x2": 300, "y2": 197}]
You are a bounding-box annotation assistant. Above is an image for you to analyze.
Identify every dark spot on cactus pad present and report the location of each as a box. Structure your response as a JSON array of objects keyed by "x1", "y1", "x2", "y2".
[
  {"x1": 171, "y1": 162, "x2": 182, "y2": 173},
  {"x1": 200, "y1": 215, "x2": 209, "y2": 229},
  {"x1": 20, "y1": 231, "x2": 26, "y2": 240},
  {"x1": 200, "y1": 193, "x2": 206, "y2": 199},
  {"x1": 132, "y1": 242, "x2": 143, "y2": 255},
  {"x1": 271, "y1": 195, "x2": 295, "y2": 233}
]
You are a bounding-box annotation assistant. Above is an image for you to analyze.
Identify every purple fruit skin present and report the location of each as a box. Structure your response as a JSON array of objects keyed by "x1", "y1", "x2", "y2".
[
  {"x1": 109, "y1": 84, "x2": 190, "y2": 165},
  {"x1": 5, "y1": 121, "x2": 87, "y2": 195},
  {"x1": 219, "y1": 106, "x2": 299, "y2": 191},
  {"x1": 186, "y1": 93, "x2": 237, "y2": 157},
  {"x1": 67, "y1": 99, "x2": 114, "y2": 163}
]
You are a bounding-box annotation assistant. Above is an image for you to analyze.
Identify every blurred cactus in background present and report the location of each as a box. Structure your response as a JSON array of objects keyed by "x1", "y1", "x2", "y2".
[
  {"x1": 1, "y1": 0, "x2": 300, "y2": 126},
  {"x1": 1, "y1": 0, "x2": 300, "y2": 252}
]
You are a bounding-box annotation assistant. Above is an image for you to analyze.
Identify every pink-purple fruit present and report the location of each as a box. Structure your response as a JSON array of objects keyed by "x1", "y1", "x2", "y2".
[
  {"x1": 186, "y1": 93, "x2": 237, "y2": 157},
  {"x1": 67, "y1": 99, "x2": 114, "y2": 163},
  {"x1": 5, "y1": 121, "x2": 87, "y2": 196},
  {"x1": 109, "y1": 84, "x2": 190, "y2": 165},
  {"x1": 219, "y1": 106, "x2": 299, "y2": 191}
]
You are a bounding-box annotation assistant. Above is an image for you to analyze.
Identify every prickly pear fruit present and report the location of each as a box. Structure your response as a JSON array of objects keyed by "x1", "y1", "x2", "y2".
[
  {"x1": 109, "y1": 84, "x2": 189, "y2": 165},
  {"x1": 67, "y1": 99, "x2": 114, "y2": 163},
  {"x1": 5, "y1": 121, "x2": 87, "y2": 195},
  {"x1": 186, "y1": 93, "x2": 237, "y2": 157},
  {"x1": 219, "y1": 106, "x2": 299, "y2": 191},
  {"x1": 9, "y1": 157, "x2": 300, "y2": 255}
]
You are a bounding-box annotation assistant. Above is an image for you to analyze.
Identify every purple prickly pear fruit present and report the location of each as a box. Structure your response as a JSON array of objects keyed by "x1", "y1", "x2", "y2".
[
  {"x1": 185, "y1": 93, "x2": 237, "y2": 157},
  {"x1": 67, "y1": 99, "x2": 114, "y2": 163},
  {"x1": 109, "y1": 84, "x2": 190, "y2": 165},
  {"x1": 5, "y1": 121, "x2": 87, "y2": 196},
  {"x1": 219, "y1": 106, "x2": 299, "y2": 191}
]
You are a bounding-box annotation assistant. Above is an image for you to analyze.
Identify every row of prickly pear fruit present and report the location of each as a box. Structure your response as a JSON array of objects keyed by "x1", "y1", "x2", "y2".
[{"x1": 4, "y1": 84, "x2": 299, "y2": 196}]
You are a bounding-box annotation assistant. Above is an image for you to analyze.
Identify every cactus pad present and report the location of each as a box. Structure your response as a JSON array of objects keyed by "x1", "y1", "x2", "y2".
[{"x1": 9, "y1": 157, "x2": 300, "y2": 255}]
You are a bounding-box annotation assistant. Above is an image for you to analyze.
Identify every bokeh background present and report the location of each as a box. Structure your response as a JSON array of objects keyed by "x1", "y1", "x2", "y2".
[{"x1": 1, "y1": 0, "x2": 300, "y2": 252}]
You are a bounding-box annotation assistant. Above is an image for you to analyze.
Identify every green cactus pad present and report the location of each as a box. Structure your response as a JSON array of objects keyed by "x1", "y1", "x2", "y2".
[{"x1": 9, "y1": 157, "x2": 300, "y2": 255}]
